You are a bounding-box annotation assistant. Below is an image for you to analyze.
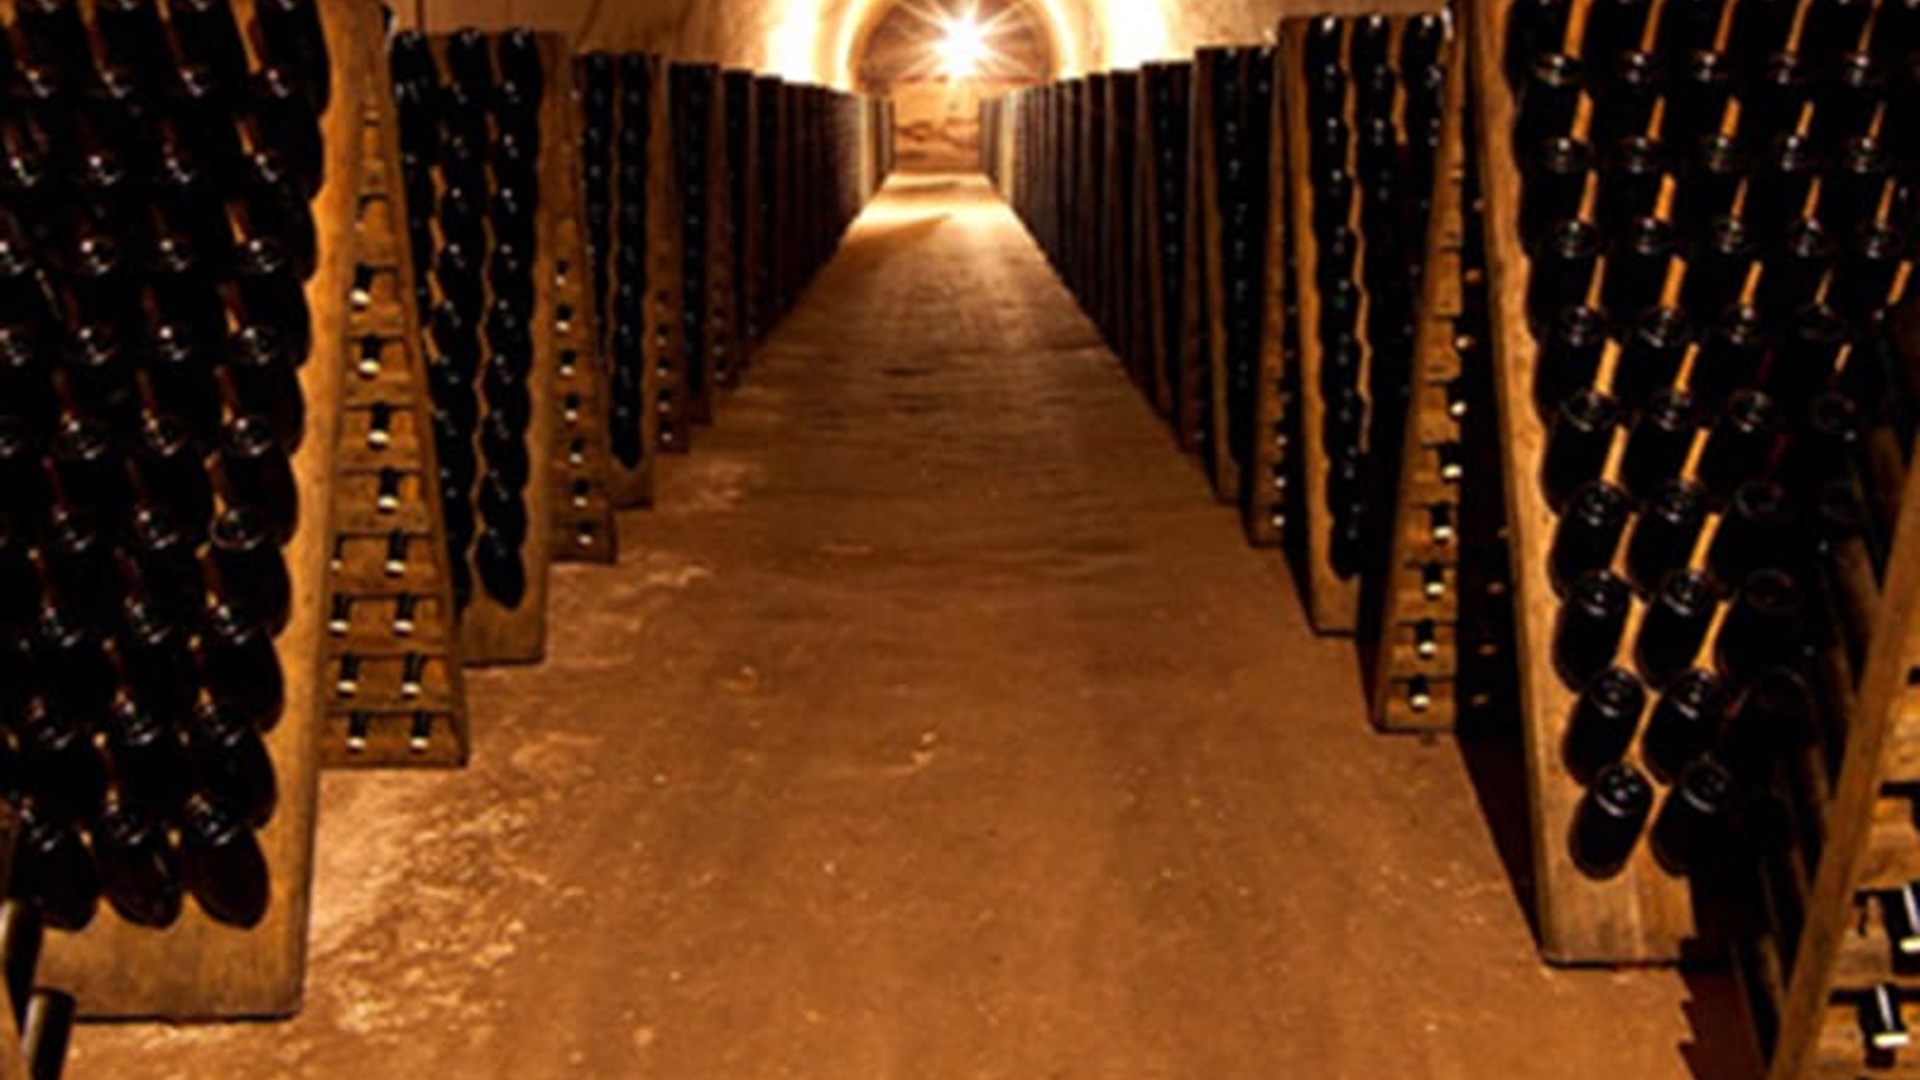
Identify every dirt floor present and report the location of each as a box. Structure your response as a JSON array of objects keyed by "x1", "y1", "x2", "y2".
[{"x1": 69, "y1": 175, "x2": 1756, "y2": 1079}]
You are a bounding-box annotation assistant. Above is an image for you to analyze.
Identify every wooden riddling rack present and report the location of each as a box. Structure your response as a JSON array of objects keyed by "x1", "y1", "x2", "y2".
[
  {"x1": 321, "y1": 15, "x2": 470, "y2": 768},
  {"x1": 1473, "y1": 0, "x2": 1920, "y2": 996},
  {"x1": 578, "y1": 52, "x2": 682, "y2": 480},
  {"x1": 390, "y1": 28, "x2": 566, "y2": 667},
  {"x1": 1277, "y1": 13, "x2": 1449, "y2": 636},
  {"x1": 11, "y1": 0, "x2": 371, "y2": 1019},
  {"x1": 1345, "y1": 14, "x2": 1517, "y2": 733}
]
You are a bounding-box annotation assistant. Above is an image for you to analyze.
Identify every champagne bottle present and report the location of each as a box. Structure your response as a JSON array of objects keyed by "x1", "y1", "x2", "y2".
[
  {"x1": 10, "y1": 802, "x2": 98, "y2": 930},
  {"x1": 188, "y1": 700, "x2": 277, "y2": 828},
  {"x1": 1549, "y1": 481, "x2": 1631, "y2": 596},
  {"x1": 92, "y1": 797, "x2": 185, "y2": 928},
  {"x1": 224, "y1": 324, "x2": 305, "y2": 453},
  {"x1": 1716, "y1": 571, "x2": 1808, "y2": 685},
  {"x1": 1636, "y1": 569, "x2": 1719, "y2": 687},
  {"x1": 1756, "y1": 219, "x2": 1836, "y2": 318},
  {"x1": 19, "y1": 697, "x2": 108, "y2": 823},
  {"x1": 1687, "y1": 306, "x2": 1767, "y2": 416},
  {"x1": 1526, "y1": 220, "x2": 1601, "y2": 330},
  {"x1": 217, "y1": 416, "x2": 299, "y2": 543},
  {"x1": 209, "y1": 506, "x2": 292, "y2": 636},
  {"x1": 1660, "y1": 51, "x2": 1730, "y2": 149},
  {"x1": 1541, "y1": 389, "x2": 1619, "y2": 512},
  {"x1": 1594, "y1": 136, "x2": 1667, "y2": 235},
  {"x1": 476, "y1": 527, "x2": 527, "y2": 606},
  {"x1": 106, "y1": 698, "x2": 193, "y2": 816},
  {"x1": 1621, "y1": 389, "x2": 1697, "y2": 502},
  {"x1": 1555, "y1": 569, "x2": 1632, "y2": 689},
  {"x1": 1680, "y1": 217, "x2": 1755, "y2": 317},
  {"x1": 1643, "y1": 668, "x2": 1725, "y2": 779},
  {"x1": 1572, "y1": 761, "x2": 1653, "y2": 877},
  {"x1": 1651, "y1": 758, "x2": 1733, "y2": 874},
  {"x1": 1563, "y1": 666, "x2": 1647, "y2": 782},
  {"x1": 1696, "y1": 390, "x2": 1782, "y2": 503},
  {"x1": 1738, "y1": 53, "x2": 1813, "y2": 150},
  {"x1": 179, "y1": 795, "x2": 269, "y2": 928},
  {"x1": 199, "y1": 604, "x2": 286, "y2": 732},
  {"x1": 1612, "y1": 306, "x2": 1689, "y2": 408}
]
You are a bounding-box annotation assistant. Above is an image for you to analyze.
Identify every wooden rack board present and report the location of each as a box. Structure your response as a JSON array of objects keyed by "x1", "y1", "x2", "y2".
[
  {"x1": 320, "y1": 9, "x2": 471, "y2": 767},
  {"x1": 543, "y1": 50, "x2": 618, "y2": 565},
  {"x1": 37, "y1": 0, "x2": 373, "y2": 1019},
  {"x1": 1368, "y1": 20, "x2": 1472, "y2": 734},
  {"x1": 1467, "y1": 0, "x2": 1698, "y2": 964}
]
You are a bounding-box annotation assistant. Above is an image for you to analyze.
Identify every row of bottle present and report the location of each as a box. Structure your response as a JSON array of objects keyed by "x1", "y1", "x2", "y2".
[
  {"x1": 391, "y1": 29, "x2": 545, "y2": 612},
  {"x1": 1305, "y1": 18, "x2": 1448, "y2": 582}
]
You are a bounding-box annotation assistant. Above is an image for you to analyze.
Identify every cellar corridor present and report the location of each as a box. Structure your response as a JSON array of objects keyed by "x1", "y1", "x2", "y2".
[{"x1": 72, "y1": 175, "x2": 1724, "y2": 1079}]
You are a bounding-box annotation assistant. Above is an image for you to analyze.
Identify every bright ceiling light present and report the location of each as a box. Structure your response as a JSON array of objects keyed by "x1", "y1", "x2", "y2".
[{"x1": 935, "y1": 10, "x2": 990, "y2": 78}]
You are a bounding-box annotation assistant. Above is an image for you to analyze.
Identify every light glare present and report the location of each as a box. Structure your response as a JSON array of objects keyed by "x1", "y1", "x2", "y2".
[{"x1": 936, "y1": 12, "x2": 989, "y2": 78}]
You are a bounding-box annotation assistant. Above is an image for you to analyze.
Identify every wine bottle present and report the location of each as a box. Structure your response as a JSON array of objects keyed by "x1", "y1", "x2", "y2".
[
  {"x1": 1680, "y1": 218, "x2": 1755, "y2": 318},
  {"x1": 1590, "y1": 51, "x2": 1665, "y2": 149},
  {"x1": 1673, "y1": 134, "x2": 1746, "y2": 229},
  {"x1": 476, "y1": 527, "x2": 527, "y2": 606},
  {"x1": 255, "y1": 0, "x2": 331, "y2": 112},
  {"x1": 224, "y1": 325, "x2": 306, "y2": 455},
  {"x1": 10, "y1": 802, "x2": 99, "y2": 930},
  {"x1": 1594, "y1": 136, "x2": 1667, "y2": 235},
  {"x1": 209, "y1": 506, "x2": 292, "y2": 636},
  {"x1": 1506, "y1": 0, "x2": 1574, "y2": 83},
  {"x1": 1526, "y1": 220, "x2": 1601, "y2": 329},
  {"x1": 1612, "y1": 306, "x2": 1689, "y2": 408},
  {"x1": 245, "y1": 66, "x2": 325, "y2": 199},
  {"x1": 1563, "y1": 666, "x2": 1647, "y2": 782},
  {"x1": 118, "y1": 598, "x2": 199, "y2": 721},
  {"x1": 127, "y1": 506, "x2": 208, "y2": 630},
  {"x1": 1801, "y1": 0, "x2": 1876, "y2": 71},
  {"x1": 1738, "y1": 53, "x2": 1813, "y2": 150},
  {"x1": 188, "y1": 700, "x2": 277, "y2": 829},
  {"x1": 1515, "y1": 54, "x2": 1584, "y2": 153},
  {"x1": 1830, "y1": 223, "x2": 1908, "y2": 325},
  {"x1": 1696, "y1": 391, "x2": 1782, "y2": 503},
  {"x1": 1621, "y1": 389, "x2": 1698, "y2": 502},
  {"x1": 1636, "y1": 568, "x2": 1719, "y2": 687},
  {"x1": 178, "y1": 796, "x2": 269, "y2": 928},
  {"x1": 1555, "y1": 569, "x2": 1632, "y2": 689},
  {"x1": 1642, "y1": 668, "x2": 1725, "y2": 779},
  {"x1": 1550, "y1": 481, "x2": 1631, "y2": 596},
  {"x1": 91, "y1": 797, "x2": 185, "y2": 928},
  {"x1": 1823, "y1": 136, "x2": 1892, "y2": 238},
  {"x1": 1541, "y1": 389, "x2": 1619, "y2": 512},
  {"x1": 1650, "y1": 758, "x2": 1733, "y2": 874},
  {"x1": 1571, "y1": 761, "x2": 1652, "y2": 877},
  {"x1": 18, "y1": 697, "x2": 108, "y2": 823},
  {"x1": 478, "y1": 470, "x2": 530, "y2": 548},
  {"x1": 1717, "y1": 571, "x2": 1809, "y2": 685},
  {"x1": 1687, "y1": 306, "x2": 1767, "y2": 416},
  {"x1": 217, "y1": 416, "x2": 299, "y2": 542},
  {"x1": 199, "y1": 603, "x2": 286, "y2": 732},
  {"x1": 1660, "y1": 51, "x2": 1731, "y2": 149},
  {"x1": 1602, "y1": 218, "x2": 1677, "y2": 326}
]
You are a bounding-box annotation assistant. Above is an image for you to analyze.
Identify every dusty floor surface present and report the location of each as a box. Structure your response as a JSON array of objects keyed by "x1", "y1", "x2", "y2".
[{"x1": 71, "y1": 175, "x2": 1754, "y2": 1078}]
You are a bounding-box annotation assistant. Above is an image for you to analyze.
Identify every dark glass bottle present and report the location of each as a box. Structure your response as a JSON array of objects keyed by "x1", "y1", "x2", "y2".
[
  {"x1": 188, "y1": 701, "x2": 277, "y2": 829},
  {"x1": 1526, "y1": 220, "x2": 1601, "y2": 330},
  {"x1": 209, "y1": 506, "x2": 292, "y2": 636},
  {"x1": 1506, "y1": 0, "x2": 1574, "y2": 83},
  {"x1": 1680, "y1": 218, "x2": 1755, "y2": 318},
  {"x1": 1642, "y1": 668, "x2": 1725, "y2": 780},
  {"x1": 1716, "y1": 570, "x2": 1808, "y2": 684},
  {"x1": 480, "y1": 411, "x2": 530, "y2": 490},
  {"x1": 1590, "y1": 51, "x2": 1665, "y2": 149},
  {"x1": 169, "y1": 0, "x2": 252, "y2": 94},
  {"x1": 1612, "y1": 306, "x2": 1689, "y2": 408},
  {"x1": 1707, "y1": 480, "x2": 1797, "y2": 588},
  {"x1": 478, "y1": 471, "x2": 530, "y2": 548},
  {"x1": 127, "y1": 506, "x2": 208, "y2": 630},
  {"x1": 255, "y1": 0, "x2": 331, "y2": 112},
  {"x1": 199, "y1": 604, "x2": 286, "y2": 732},
  {"x1": 1830, "y1": 223, "x2": 1908, "y2": 325},
  {"x1": 1636, "y1": 569, "x2": 1719, "y2": 688},
  {"x1": 18, "y1": 697, "x2": 108, "y2": 824},
  {"x1": 1563, "y1": 666, "x2": 1647, "y2": 782},
  {"x1": 224, "y1": 324, "x2": 305, "y2": 454},
  {"x1": 1738, "y1": 53, "x2": 1813, "y2": 149},
  {"x1": 1621, "y1": 389, "x2": 1698, "y2": 502},
  {"x1": 1688, "y1": 306, "x2": 1767, "y2": 416},
  {"x1": 218, "y1": 416, "x2": 299, "y2": 543},
  {"x1": 1651, "y1": 758, "x2": 1733, "y2": 874},
  {"x1": 232, "y1": 235, "x2": 312, "y2": 363},
  {"x1": 10, "y1": 803, "x2": 99, "y2": 931},
  {"x1": 1550, "y1": 481, "x2": 1631, "y2": 596},
  {"x1": 1541, "y1": 389, "x2": 1619, "y2": 512},
  {"x1": 1673, "y1": 134, "x2": 1746, "y2": 229},
  {"x1": 1555, "y1": 569, "x2": 1632, "y2": 689},
  {"x1": 246, "y1": 66, "x2": 325, "y2": 198},
  {"x1": 91, "y1": 798, "x2": 184, "y2": 928},
  {"x1": 476, "y1": 527, "x2": 527, "y2": 607},
  {"x1": 1602, "y1": 218, "x2": 1677, "y2": 326},
  {"x1": 179, "y1": 796, "x2": 269, "y2": 928},
  {"x1": 1696, "y1": 392, "x2": 1783, "y2": 504},
  {"x1": 1594, "y1": 136, "x2": 1667, "y2": 234},
  {"x1": 1515, "y1": 54, "x2": 1584, "y2": 153},
  {"x1": 1660, "y1": 51, "x2": 1730, "y2": 149},
  {"x1": 1571, "y1": 761, "x2": 1653, "y2": 877},
  {"x1": 43, "y1": 508, "x2": 122, "y2": 634},
  {"x1": 118, "y1": 600, "x2": 200, "y2": 722},
  {"x1": 1764, "y1": 305, "x2": 1846, "y2": 406},
  {"x1": 1533, "y1": 305, "x2": 1608, "y2": 417}
]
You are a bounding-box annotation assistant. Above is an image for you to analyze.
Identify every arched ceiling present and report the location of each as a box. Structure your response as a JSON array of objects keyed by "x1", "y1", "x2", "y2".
[{"x1": 852, "y1": 0, "x2": 1055, "y2": 92}]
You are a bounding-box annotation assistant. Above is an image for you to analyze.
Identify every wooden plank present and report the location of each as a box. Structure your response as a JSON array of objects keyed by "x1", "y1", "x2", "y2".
[{"x1": 37, "y1": 0, "x2": 373, "y2": 1018}]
